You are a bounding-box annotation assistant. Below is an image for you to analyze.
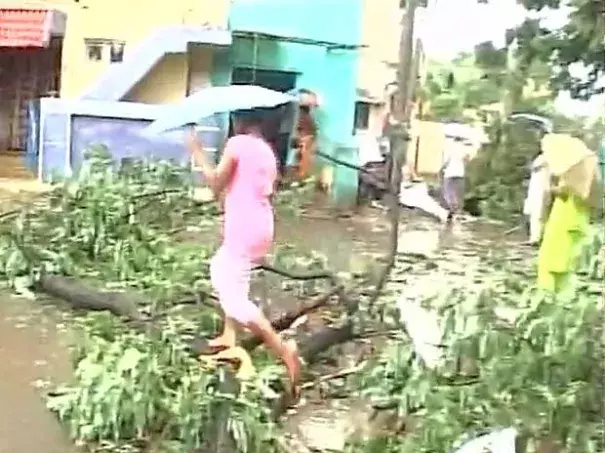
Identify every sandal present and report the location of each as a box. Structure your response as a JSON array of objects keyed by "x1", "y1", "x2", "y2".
[{"x1": 191, "y1": 337, "x2": 231, "y2": 356}]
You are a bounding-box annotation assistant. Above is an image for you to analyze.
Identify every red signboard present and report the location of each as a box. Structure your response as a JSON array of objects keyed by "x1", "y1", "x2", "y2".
[{"x1": 0, "y1": 8, "x2": 51, "y2": 47}]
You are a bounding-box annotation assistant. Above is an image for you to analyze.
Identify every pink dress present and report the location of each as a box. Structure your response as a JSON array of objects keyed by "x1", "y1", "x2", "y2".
[{"x1": 209, "y1": 134, "x2": 277, "y2": 324}]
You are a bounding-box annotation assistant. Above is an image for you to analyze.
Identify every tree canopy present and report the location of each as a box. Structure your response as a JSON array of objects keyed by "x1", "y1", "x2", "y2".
[{"x1": 507, "y1": 0, "x2": 604, "y2": 100}]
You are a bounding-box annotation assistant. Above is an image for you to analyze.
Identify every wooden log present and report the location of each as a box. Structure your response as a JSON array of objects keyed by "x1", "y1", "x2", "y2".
[
  {"x1": 35, "y1": 273, "x2": 362, "y2": 452},
  {"x1": 240, "y1": 286, "x2": 343, "y2": 350},
  {"x1": 38, "y1": 273, "x2": 347, "y2": 357},
  {"x1": 38, "y1": 274, "x2": 143, "y2": 321}
]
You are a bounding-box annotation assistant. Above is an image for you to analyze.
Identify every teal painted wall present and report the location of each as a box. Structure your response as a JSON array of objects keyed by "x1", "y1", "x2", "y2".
[
  {"x1": 209, "y1": 0, "x2": 364, "y2": 206},
  {"x1": 230, "y1": 36, "x2": 358, "y2": 148},
  {"x1": 229, "y1": 0, "x2": 363, "y2": 47}
]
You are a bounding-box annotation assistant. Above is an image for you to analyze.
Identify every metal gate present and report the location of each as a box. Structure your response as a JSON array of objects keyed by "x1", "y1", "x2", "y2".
[{"x1": 0, "y1": 39, "x2": 61, "y2": 151}]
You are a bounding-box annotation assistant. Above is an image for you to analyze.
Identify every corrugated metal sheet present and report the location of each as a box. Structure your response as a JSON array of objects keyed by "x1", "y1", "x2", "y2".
[{"x1": 0, "y1": 8, "x2": 51, "y2": 48}]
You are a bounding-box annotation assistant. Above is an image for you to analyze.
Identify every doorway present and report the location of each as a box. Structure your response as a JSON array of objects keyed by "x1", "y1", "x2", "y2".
[
  {"x1": 231, "y1": 67, "x2": 297, "y2": 92},
  {"x1": 0, "y1": 38, "x2": 63, "y2": 153}
]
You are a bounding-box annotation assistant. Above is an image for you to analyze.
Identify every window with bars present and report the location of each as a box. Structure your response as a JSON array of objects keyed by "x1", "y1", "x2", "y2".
[
  {"x1": 84, "y1": 39, "x2": 126, "y2": 63},
  {"x1": 353, "y1": 101, "x2": 371, "y2": 132},
  {"x1": 400, "y1": 0, "x2": 428, "y2": 7}
]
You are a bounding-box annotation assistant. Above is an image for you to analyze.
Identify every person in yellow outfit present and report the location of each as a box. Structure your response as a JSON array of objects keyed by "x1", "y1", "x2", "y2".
[
  {"x1": 536, "y1": 183, "x2": 590, "y2": 292},
  {"x1": 536, "y1": 133, "x2": 598, "y2": 293}
]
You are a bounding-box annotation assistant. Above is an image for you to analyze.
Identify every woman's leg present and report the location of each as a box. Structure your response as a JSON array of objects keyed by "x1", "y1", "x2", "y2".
[
  {"x1": 244, "y1": 316, "x2": 301, "y2": 398},
  {"x1": 208, "y1": 247, "x2": 237, "y2": 348},
  {"x1": 442, "y1": 177, "x2": 455, "y2": 213},
  {"x1": 212, "y1": 247, "x2": 301, "y2": 395}
]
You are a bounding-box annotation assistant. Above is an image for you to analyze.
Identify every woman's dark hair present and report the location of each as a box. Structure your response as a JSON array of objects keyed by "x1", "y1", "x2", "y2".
[{"x1": 232, "y1": 109, "x2": 264, "y2": 133}]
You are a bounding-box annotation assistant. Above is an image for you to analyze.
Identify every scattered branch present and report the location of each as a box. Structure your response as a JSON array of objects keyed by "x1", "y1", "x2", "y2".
[
  {"x1": 255, "y1": 262, "x2": 338, "y2": 285},
  {"x1": 300, "y1": 363, "x2": 365, "y2": 390}
]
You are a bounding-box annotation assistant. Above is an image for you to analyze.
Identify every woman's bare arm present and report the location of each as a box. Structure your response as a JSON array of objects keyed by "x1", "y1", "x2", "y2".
[{"x1": 186, "y1": 128, "x2": 236, "y2": 197}]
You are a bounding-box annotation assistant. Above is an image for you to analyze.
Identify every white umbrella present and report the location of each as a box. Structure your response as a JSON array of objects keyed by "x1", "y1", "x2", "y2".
[
  {"x1": 444, "y1": 123, "x2": 488, "y2": 146},
  {"x1": 508, "y1": 113, "x2": 553, "y2": 133},
  {"x1": 144, "y1": 85, "x2": 296, "y2": 135}
]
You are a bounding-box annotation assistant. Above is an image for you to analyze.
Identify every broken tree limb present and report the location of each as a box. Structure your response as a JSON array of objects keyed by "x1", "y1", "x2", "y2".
[
  {"x1": 37, "y1": 272, "x2": 348, "y2": 364},
  {"x1": 255, "y1": 262, "x2": 338, "y2": 285},
  {"x1": 38, "y1": 274, "x2": 143, "y2": 321},
  {"x1": 316, "y1": 151, "x2": 393, "y2": 194},
  {"x1": 366, "y1": 0, "x2": 418, "y2": 311},
  {"x1": 300, "y1": 363, "x2": 365, "y2": 390},
  {"x1": 35, "y1": 272, "x2": 365, "y2": 449},
  {"x1": 255, "y1": 262, "x2": 357, "y2": 313},
  {"x1": 240, "y1": 285, "x2": 343, "y2": 350}
]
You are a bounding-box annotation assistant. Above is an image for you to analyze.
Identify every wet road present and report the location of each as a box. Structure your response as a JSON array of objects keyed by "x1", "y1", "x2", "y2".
[{"x1": 0, "y1": 298, "x2": 75, "y2": 453}]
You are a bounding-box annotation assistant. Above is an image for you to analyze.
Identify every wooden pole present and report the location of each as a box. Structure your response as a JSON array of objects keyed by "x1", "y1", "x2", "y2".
[
  {"x1": 395, "y1": 0, "x2": 418, "y2": 125},
  {"x1": 370, "y1": 0, "x2": 419, "y2": 308}
]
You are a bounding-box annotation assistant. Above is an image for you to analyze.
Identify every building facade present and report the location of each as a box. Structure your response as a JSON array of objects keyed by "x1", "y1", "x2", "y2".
[
  {"x1": 355, "y1": 0, "x2": 429, "y2": 138},
  {"x1": 2, "y1": 0, "x2": 364, "y2": 203},
  {"x1": 0, "y1": 0, "x2": 231, "y2": 151}
]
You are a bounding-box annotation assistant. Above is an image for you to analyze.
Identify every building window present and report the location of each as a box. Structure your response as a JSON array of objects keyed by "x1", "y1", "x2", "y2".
[
  {"x1": 109, "y1": 41, "x2": 125, "y2": 63},
  {"x1": 353, "y1": 101, "x2": 371, "y2": 131},
  {"x1": 85, "y1": 41, "x2": 103, "y2": 61},
  {"x1": 84, "y1": 39, "x2": 126, "y2": 63},
  {"x1": 400, "y1": 0, "x2": 428, "y2": 7}
]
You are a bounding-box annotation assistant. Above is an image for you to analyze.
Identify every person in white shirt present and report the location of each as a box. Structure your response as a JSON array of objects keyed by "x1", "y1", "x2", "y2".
[
  {"x1": 441, "y1": 136, "x2": 470, "y2": 220},
  {"x1": 356, "y1": 130, "x2": 388, "y2": 203},
  {"x1": 523, "y1": 151, "x2": 550, "y2": 244}
]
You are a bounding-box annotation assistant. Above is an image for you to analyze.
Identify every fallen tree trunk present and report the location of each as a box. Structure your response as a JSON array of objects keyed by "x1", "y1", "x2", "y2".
[
  {"x1": 38, "y1": 274, "x2": 143, "y2": 321},
  {"x1": 36, "y1": 272, "x2": 362, "y2": 453},
  {"x1": 240, "y1": 285, "x2": 343, "y2": 351},
  {"x1": 38, "y1": 273, "x2": 341, "y2": 342}
]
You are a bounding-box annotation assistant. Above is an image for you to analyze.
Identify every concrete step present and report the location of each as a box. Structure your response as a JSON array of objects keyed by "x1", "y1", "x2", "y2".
[{"x1": 0, "y1": 153, "x2": 34, "y2": 179}]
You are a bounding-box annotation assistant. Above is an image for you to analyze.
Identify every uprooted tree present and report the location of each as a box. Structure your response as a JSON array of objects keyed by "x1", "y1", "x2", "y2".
[
  {"x1": 0, "y1": 146, "x2": 406, "y2": 452},
  {"x1": 0, "y1": 147, "x2": 602, "y2": 453}
]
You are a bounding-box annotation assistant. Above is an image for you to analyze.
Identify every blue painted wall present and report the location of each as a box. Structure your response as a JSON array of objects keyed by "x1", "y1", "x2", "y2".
[
  {"x1": 229, "y1": 0, "x2": 363, "y2": 47},
  {"x1": 227, "y1": 0, "x2": 363, "y2": 152},
  {"x1": 33, "y1": 98, "x2": 219, "y2": 181}
]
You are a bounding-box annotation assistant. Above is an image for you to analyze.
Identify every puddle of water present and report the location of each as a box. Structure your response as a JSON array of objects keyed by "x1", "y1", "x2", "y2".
[{"x1": 0, "y1": 294, "x2": 75, "y2": 453}]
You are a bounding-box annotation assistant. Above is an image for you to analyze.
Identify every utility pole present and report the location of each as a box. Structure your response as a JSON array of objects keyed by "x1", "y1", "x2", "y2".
[
  {"x1": 370, "y1": 0, "x2": 419, "y2": 308},
  {"x1": 388, "y1": 0, "x2": 418, "y2": 191}
]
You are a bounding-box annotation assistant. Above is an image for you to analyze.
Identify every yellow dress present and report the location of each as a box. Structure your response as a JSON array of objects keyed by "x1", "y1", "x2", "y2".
[{"x1": 537, "y1": 192, "x2": 590, "y2": 292}]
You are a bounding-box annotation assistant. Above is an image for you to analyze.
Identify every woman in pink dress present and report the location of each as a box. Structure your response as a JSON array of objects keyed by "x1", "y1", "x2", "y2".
[{"x1": 187, "y1": 111, "x2": 301, "y2": 398}]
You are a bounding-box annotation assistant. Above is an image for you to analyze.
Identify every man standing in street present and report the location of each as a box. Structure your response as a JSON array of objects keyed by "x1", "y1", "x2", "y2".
[{"x1": 441, "y1": 134, "x2": 470, "y2": 222}]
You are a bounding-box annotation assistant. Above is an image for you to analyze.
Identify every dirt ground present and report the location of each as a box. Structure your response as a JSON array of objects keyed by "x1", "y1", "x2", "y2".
[
  {"x1": 0, "y1": 297, "x2": 75, "y2": 453},
  {"x1": 0, "y1": 180, "x2": 76, "y2": 452}
]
